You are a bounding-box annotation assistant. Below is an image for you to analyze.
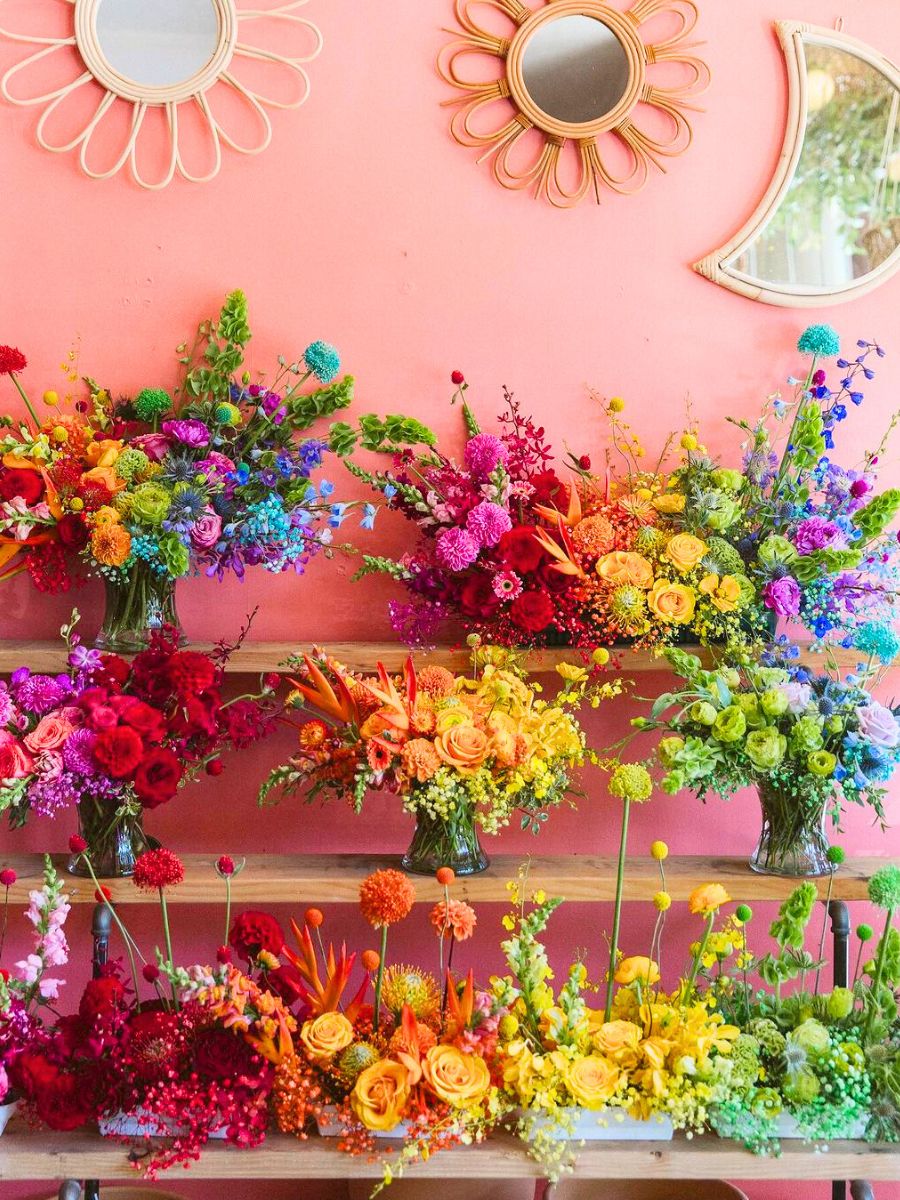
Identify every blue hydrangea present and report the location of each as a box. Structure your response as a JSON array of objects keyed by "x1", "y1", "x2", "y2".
[
  {"x1": 798, "y1": 324, "x2": 841, "y2": 358},
  {"x1": 303, "y1": 341, "x2": 341, "y2": 384}
]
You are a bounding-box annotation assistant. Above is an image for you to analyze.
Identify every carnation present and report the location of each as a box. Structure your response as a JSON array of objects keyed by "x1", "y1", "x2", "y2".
[
  {"x1": 167, "y1": 651, "x2": 218, "y2": 696},
  {"x1": 793, "y1": 517, "x2": 845, "y2": 555},
  {"x1": 92, "y1": 726, "x2": 144, "y2": 779},
  {"x1": 229, "y1": 910, "x2": 285, "y2": 960}
]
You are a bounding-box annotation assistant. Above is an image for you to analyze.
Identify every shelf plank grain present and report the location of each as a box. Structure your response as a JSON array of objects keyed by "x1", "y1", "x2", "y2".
[
  {"x1": 0, "y1": 853, "x2": 883, "y2": 906},
  {"x1": 0, "y1": 640, "x2": 866, "y2": 676},
  {"x1": 0, "y1": 1128, "x2": 897, "y2": 1182}
]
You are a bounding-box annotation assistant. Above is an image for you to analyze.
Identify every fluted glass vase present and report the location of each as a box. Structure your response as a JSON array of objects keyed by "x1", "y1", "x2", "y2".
[
  {"x1": 68, "y1": 796, "x2": 146, "y2": 878},
  {"x1": 95, "y1": 562, "x2": 183, "y2": 651}
]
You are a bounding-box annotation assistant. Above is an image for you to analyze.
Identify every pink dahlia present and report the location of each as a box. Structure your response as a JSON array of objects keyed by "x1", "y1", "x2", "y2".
[
  {"x1": 466, "y1": 500, "x2": 512, "y2": 548},
  {"x1": 435, "y1": 527, "x2": 480, "y2": 571}
]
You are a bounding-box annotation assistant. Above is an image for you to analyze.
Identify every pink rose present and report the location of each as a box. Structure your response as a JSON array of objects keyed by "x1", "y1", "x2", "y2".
[
  {"x1": 0, "y1": 740, "x2": 34, "y2": 780},
  {"x1": 856, "y1": 702, "x2": 899, "y2": 748},
  {"x1": 131, "y1": 433, "x2": 171, "y2": 462},
  {"x1": 24, "y1": 715, "x2": 74, "y2": 754},
  {"x1": 191, "y1": 508, "x2": 223, "y2": 550},
  {"x1": 57, "y1": 706, "x2": 85, "y2": 727}
]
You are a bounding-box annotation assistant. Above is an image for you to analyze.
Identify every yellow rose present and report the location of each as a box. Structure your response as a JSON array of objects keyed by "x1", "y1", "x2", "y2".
[
  {"x1": 688, "y1": 883, "x2": 731, "y2": 915},
  {"x1": 699, "y1": 573, "x2": 742, "y2": 613},
  {"x1": 614, "y1": 956, "x2": 661, "y2": 986},
  {"x1": 647, "y1": 579, "x2": 696, "y2": 625},
  {"x1": 593, "y1": 1019, "x2": 642, "y2": 1067},
  {"x1": 434, "y1": 723, "x2": 489, "y2": 774},
  {"x1": 566, "y1": 1055, "x2": 620, "y2": 1108},
  {"x1": 652, "y1": 492, "x2": 685, "y2": 514},
  {"x1": 596, "y1": 551, "x2": 654, "y2": 590},
  {"x1": 435, "y1": 704, "x2": 471, "y2": 734},
  {"x1": 665, "y1": 533, "x2": 708, "y2": 573},
  {"x1": 422, "y1": 1044, "x2": 490, "y2": 1106},
  {"x1": 351, "y1": 1059, "x2": 410, "y2": 1131},
  {"x1": 299, "y1": 1012, "x2": 354, "y2": 1065}
]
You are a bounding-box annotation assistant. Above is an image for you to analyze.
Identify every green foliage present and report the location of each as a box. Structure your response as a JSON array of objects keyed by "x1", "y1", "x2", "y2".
[
  {"x1": 288, "y1": 376, "x2": 355, "y2": 426},
  {"x1": 351, "y1": 555, "x2": 413, "y2": 583},
  {"x1": 793, "y1": 548, "x2": 863, "y2": 583},
  {"x1": 462, "y1": 401, "x2": 481, "y2": 438},
  {"x1": 184, "y1": 290, "x2": 252, "y2": 401}
]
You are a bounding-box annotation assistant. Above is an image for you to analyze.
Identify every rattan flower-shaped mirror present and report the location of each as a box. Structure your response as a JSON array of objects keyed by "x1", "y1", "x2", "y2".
[{"x1": 438, "y1": 0, "x2": 709, "y2": 207}]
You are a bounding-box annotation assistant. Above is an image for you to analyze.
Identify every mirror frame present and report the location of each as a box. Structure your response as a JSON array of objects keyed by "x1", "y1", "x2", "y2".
[
  {"x1": 0, "y1": 0, "x2": 323, "y2": 189},
  {"x1": 438, "y1": 0, "x2": 710, "y2": 208},
  {"x1": 694, "y1": 20, "x2": 900, "y2": 307}
]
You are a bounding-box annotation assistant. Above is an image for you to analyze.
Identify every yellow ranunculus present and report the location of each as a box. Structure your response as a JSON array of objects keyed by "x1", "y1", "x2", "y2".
[
  {"x1": 647, "y1": 579, "x2": 696, "y2": 625},
  {"x1": 351, "y1": 1059, "x2": 410, "y2": 1131},
  {"x1": 595, "y1": 551, "x2": 655, "y2": 590},
  {"x1": 422, "y1": 1044, "x2": 490, "y2": 1106},
  {"x1": 652, "y1": 492, "x2": 685, "y2": 514},
  {"x1": 688, "y1": 883, "x2": 731, "y2": 915},
  {"x1": 299, "y1": 1011, "x2": 354, "y2": 1065},
  {"x1": 699, "y1": 573, "x2": 742, "y2": 613},
  {"x1": 91, "y1": 505, "x2": 121, "y2": 527},
  {"x1": 614, "y1": 956, "x2": 661, "y2": 986},
  {"x1": 85, "y1": 438, "x2": 123, "y2": 469},
  {"x1": 434, "y1": 723, "x2": 489, "y2": 774},
  {"x1": 665, "y1": 533, "x2": 708, "y2": 573},
  {"x1": 593, "y1": 1020, "x2": 642, "y2": 1067},
  {"x1": 566, "y1": 1054, "x2": 620, "y2": 1108}
]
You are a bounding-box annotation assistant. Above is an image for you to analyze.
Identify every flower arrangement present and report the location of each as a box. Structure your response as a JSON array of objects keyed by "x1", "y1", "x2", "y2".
[
  {"x1": 0, "y1": 857, "x2": 70, "y2": 1121},
  {"x1": 0, "y1": 614, "x2": 279, "y2": 874},
  {"x1": 260, "y1": 645, "x2": 616, "y2": 875},
  {"x1": 0, "y1": 294, "x2": 433, "y2": 647},
  {"x1": 270, "y1": 868, "x2": 507, "y2": 1187},
  {"x1": 618, "y1": 639, "x2": 900, "y2": 875}
]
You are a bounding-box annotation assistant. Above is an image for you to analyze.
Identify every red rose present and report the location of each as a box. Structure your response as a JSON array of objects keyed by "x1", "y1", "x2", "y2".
[
  {"x1": 498, "y1": 525, "x2": 545, "y2": 574},
  {"x1": 193, "y1": 1025, "x2": 259, "y2": 1082},
  {"x1": 229, "y1": 910, "x2": 285, "y2": 960},
  {"x1": 94, "y1": 655, "x2": 131, "y2": 687},
  {"x1": 225, "y1": 699, "x2": 267, "y2": 749},
  {"x1": 536, "y1": 558, "x2": 572, "y2": 594},
  {"x1": 79, "y1": 975, "x2": 127, "y2": 1021},
  {"x1": 87, "y1": 704, "x2": 119, "y2": 732},
  {"x1": 121, "y1": 700, "x2": 167, "y2": 744},
  {"x1": 0, "y1": 467, "x2": 44, "y2": 505},
  {"x1": 133, "y1": 748, "x2": 183, "y2": 809},
  {"x1": 166, "y1": 651, "x2": 217, "y2": 696},
  {"x1": 56, "y1": 513, "x2": 88, "y2": 550},
  {"x1": 510, "y1": 590, "x2": 554, "y2": 633},
  {"x1": 36, "y1": 1072, "x2": 92, "y2": 1131},
  {"x1": 458, "y1": 573, "x2": 501, "y2": 619},
  {"x1": 92, "y1": 726, "x2": 144, "y2": 778}
]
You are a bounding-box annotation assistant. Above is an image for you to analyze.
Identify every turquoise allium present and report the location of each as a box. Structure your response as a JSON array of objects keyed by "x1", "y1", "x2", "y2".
[
  {"x1": 134, "y1": 387, "x2": 172, "y2": 422},
  {"x1": 853, "y1": 621, "x2": 900, "y2": 665},
  {"x1": 303, "y1": 341, "x2": 341, "y2": 384},
  {"x1": 868, "y1": 864, "x2": 900, "y2": 910},
  {"x1": 797, "y1": 324, "x2": 840, "y2": 358}
]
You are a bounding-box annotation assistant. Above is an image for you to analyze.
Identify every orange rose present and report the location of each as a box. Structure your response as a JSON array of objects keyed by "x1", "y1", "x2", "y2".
[
  {"x1": 422, "y1": 1044, "x2": 490, "y2": 1106},
  {"x1": 596, "y1": 551, "x2": 654, "y2": 590},
  {"x1": 614, "y1": 956, "x2": 660, "y2": 986},
  {"x1": 593, "y1": 1019, "x2": 642, "y2": 1067},
  {"x1": 351, "y1": 1059, "x2": 410, "y2": 1131},
  {"x1": 486, "y1": 712, "x2": 518, "y2": 767},
  {"x1": 85, "y1": 439, "x2": 123, "y2": 468},
  {"x1": 299, "y1": 1012, "x2": 354, "y2": 1065},
  {"x1": 24, "y1": 715, "x2": 75, "y2": 754},
  {"x1": 688, "y1": 883, "x2": 731, "y2": 915},
  {"x1": 566, "y1": 1055, "x2": 620, "y2": 1108},
  {"x1": 434, "y1": 724, "x2": 488, "y2": 774},
  {"x1": 665, "y1": 533, "x2": 707, "y2": 573},
  {"x1": 647, "y1": 579, "x2": 695, "y2": 624},
  {"x1": 81, "y1": 465, "x2": 126, "y2": 494}
]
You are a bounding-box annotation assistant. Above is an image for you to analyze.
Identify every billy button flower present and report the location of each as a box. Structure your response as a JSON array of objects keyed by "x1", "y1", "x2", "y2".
[
  {"x1": 359, "y1": 869, "x2": 416, "y2": 1033},
  {"x1": 605, "y1": 763, "x2": 653, "y2": 1020}
]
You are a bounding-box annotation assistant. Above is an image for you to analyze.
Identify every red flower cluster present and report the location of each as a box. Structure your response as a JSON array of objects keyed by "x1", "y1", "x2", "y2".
[
  {"x1": 132, "y1": 848, "x2": 185, "y2": 892},
  {"x1": 229, "y1": 910, "x2": 286, "y2": 961}
]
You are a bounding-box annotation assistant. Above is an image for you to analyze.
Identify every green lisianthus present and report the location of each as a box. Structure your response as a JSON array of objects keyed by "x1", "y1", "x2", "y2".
[
  {"x1": 711, "y1": 468, "x2": 744, "y2": 493},
  {"x1": 760, "y1": 688, "x2": 789, "y2": 718},
  {"x1": 758, "y1": 534, "x2": 799, "y2": 568},
  {"x1": 713, "y1": 705, "x2": 747, "y2": 743},
  {"x1": 807, "y1": 749, "x2": 836, "y2": 777},
  {"x1": 745, "y1": 727, "x2": 787, "y2": 770},
  {"x1": 791, "y1": 713, "x2": 825, "y2": 753},
  {"x1": 689, "y1": 701, "x2": 718, "y2": 726},
  {"x1": 131, "y1": 481, "x2": 172, "y2": 526},
  {"x1": 705, "y1": 493, "x2": 741, "y2": 531},
  {"x1": 791, "y1": 1019, "x2": 830, "y2": 1056},
  {"x1": 736, "y1": 694, "x2": 767, "y2": 729},
  {"x1": 658, "y1": 735, "x2": 685, "y2": 768}
]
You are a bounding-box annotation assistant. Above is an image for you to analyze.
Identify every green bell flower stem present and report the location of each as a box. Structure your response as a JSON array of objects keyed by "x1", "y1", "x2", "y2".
[
  {"x1": 604, "y1": 796, "x2": 631, "y2": 1022},
  {"x1": 866, "y1": 905, "x2": 895, "y2": 1038},
  {"x1": 814, "y1": 866, "x2": 836, "y2": 994},
  {"x1": 9, "y1": 372, "x2": 41, "y2": 431}
]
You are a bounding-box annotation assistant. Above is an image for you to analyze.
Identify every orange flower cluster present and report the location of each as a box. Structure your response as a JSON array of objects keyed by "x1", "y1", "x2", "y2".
[{"x1": 359, "y1": 869, "x2": 416, "y2": 929}]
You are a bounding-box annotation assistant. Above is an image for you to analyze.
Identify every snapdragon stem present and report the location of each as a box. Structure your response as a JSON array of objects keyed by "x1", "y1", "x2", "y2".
[
  {"x1": 605, "y1": 796, "x2": 630, "y2": 1021},
  {"x1": 0, "y1": 886, "x2": 9, "y2": 960},
  {"x1": 373, "y1": 925, "x2": 388, "y2": 1034},
  {"x1": 159, "y1": 888, "x2": 177, "y2": 1006}
]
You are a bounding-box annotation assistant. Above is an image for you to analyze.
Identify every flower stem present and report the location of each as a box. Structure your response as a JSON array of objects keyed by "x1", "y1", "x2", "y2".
[
  {"x1": 685, "y1": 911, "x2": 716, "y2": 998},
  {"x1": 866, "y1": 906, "x2": 895, "y2": 1038},
  {"x1": 814, "y1": 867, "x2": 836, "y2": 994},
  {"x1": 605, "y1": 796, "x2": 630, "y2": 1021},
  {"x1": 223, "y1": 875, "x2": 232, "y2": 948},
  {"x1": 77, "y1": 853, "x2": 142, "y2": 1003},
  {"x1": 159, "y1": 888, "x2": 177, "y2": 1006},
  {"x1": 9, "y1": 373, "x2": 41, "y2": 430},
  {"x1": 373, "y1": 924, "x2": 388, "y2": 1034}
]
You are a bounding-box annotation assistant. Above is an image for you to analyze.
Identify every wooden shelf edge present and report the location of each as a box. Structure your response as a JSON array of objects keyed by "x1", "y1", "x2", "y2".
[{"x1": 0, "y1": 853, "x2": 883, "y2": 905}]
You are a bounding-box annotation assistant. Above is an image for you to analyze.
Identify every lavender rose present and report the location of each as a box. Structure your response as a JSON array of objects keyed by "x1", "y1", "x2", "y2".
[
  {"x1": 793, "y1": 517, "x2": 845, "y2": 556},
  {"x1": 762, "y1": 576, "x2": 801, "y2": 617},
  {"x1": 779, "y1": 681, "x2": 812, "y2": 714},
  {"x1": 856, "y1": 701, "x2": 900, "y2": 748},
  {"x1": 191, "y1": 508, "x2": 223, "y2": 550}
]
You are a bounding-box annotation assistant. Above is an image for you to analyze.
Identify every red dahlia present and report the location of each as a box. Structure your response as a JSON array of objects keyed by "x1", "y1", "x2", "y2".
[
  {"x1": 228, "y1": 910, "x2": 285, "y2": 960},
  {"x1": 0, "y1": 346, "x2": 27, "y2": 375},
  {"x1": 133, "y1": 848, "x2": 185, "y2": 891}
]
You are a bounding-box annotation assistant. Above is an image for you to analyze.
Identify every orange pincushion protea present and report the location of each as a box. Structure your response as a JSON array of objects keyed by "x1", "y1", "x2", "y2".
[{"x1": 359, "y1": 869, "x2": 416, "y2": 928}]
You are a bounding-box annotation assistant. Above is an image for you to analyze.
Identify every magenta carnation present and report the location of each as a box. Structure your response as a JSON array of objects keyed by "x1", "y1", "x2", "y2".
[
  {"x1": 466, "y1": 500, "x2": 512, "y2": 548},
  {"x1": 435, "y1": 527, "x2": 480, "y2": 571},
  {"x1": 464, "y1": 434, "x2": 508, "y2": 479},
  {"x1": 762, "y1": 576, "x2": 801, "y2": 617},
  {"x1": 793, "y1": 517, "x2": 845, "y2": 555}
]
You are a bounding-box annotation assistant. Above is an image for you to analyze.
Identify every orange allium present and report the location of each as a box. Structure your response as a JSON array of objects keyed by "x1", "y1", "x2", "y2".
[
  {"x1": 90, "y1": 523, "x2": 131, "y2": 567},
  {"x1": 430, "y1": 899, "x2": 477, "y2": 942},
  {"x1": 297, "y1": 719, "x2": 329, "y2": 752},
  {"x1": 571, "y1": 514, "x2": 615, "y2": 558},
  {"x1": 359, "y1": 869, "x2": 416, "y2": 928},
  {"x1": 400, "y1": 738, "x2": 441, "y2": 782},
  {"x1": 416, "y1": 665, "x2": 456, "y2": 699}
]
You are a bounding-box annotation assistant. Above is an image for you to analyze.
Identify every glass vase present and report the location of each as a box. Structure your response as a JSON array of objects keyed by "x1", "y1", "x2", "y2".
[
  {"x1": 68, "y1": 796, "x2": 146, "y2": 878},
  {"x1": 95, "y1": 562, "x2": 184, "y2": 651},
  {"x1": 402, "y1": 808, "x2": 489, "y2": 876},
  {"x1": 749, "y1": 780, "x2": 831, "y2": 877}
]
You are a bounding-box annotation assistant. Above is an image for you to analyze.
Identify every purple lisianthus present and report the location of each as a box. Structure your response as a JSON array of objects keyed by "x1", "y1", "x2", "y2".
[
  {"x1": 191, "y1": 508, "x2": 223, "y2": 550},
  {"x1": 259, "y1": 392, "x2": 287, "y2": 425},
  {"x1": 161, "y1": 418, "x2": 210, "y2": 448},
  {"x1": 856, "y1": 701, "x2": 900, "y2": 748},
  {"x1": 464, "y1": 434, "x2": 509, "y2": 479},
  {"x1": 466, "y1": 500, "x2": 512, "y2": 548},
  {"x1": 435, "y1": 526, "x2": 480, "y2": 571},
  {"x1": 762, "y1": 576, "x2": 801, "y2": 617},
  {"x1": 793, "y1": 516, "x2": 845, "y2": 555},
  {"x1": 780, "y1": 681, "x2": 812, "y2": 713}
]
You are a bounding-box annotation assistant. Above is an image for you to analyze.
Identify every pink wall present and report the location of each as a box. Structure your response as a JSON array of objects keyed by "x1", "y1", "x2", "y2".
[{"x1": 2, "y1": 1, "x2": 900, "y2": 1197}]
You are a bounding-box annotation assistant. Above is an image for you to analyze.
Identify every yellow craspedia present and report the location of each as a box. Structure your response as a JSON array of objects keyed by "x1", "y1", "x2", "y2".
[
  {"x1": 42, "y1": 390, "x2": 59, "y2": 406},
  {"x1": 653, "y1": 890, "x2": 672, "y2": 912},
  {"x1": 608, "y1": 396, "x2": 625, "y2": 412},
  {"x1": 499, "y1": 1014, "x2": 519, "y2": 1040},
  {"x1": 69, "y1": 497, "x2": 84, "y2": 512},
  {"x1": 591, "y1": 648, "x2": 610, "y2": 666},
  {"x1": 650, "y1": 840, "x2": 669, "y2": 861},
  {"x1": 680, "y1": 433, "x2": 698, "y2": 450},
  {"x1": 50, "y1": 426, "x2": 68, "y2": 443}
]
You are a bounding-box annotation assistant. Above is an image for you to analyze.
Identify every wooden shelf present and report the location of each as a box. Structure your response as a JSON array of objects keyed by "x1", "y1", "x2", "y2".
[
  {"x1": 0, "y1": 640, "x2": 867, "y2": 675},
  {"x1": 0, "y1": 853, "x2": 883, "y2": 906},
  {"x1": 0, "y1": 1127, "x2": 897, "y2": 1182}
]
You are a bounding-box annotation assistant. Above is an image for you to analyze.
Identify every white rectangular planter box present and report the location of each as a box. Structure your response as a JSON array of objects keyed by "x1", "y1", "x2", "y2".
[
  {"x1": 0, "y1": 1099, "x2": 19, "y2": 1136},
  {"x1": 774, "y1": 1111, "x2": 868, "y2": 1140},
  {"x1": 315, "y1": 1105, "x2": 445, "y2": 1140},
  {"x1": 99, "y1": 1109, "x2": 228, "y2": 1140},
  {"x1": 527, "y1": 1106, "x2": 674, "y2": 1141}
]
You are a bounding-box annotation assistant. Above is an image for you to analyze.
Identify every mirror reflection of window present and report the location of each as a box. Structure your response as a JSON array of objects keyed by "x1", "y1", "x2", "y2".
[
  {"x1": 521, "y1": 15, "x2": 631, "y2": 125},
  {"x1": 731, "y1": 43, "x2": 900, "y2": 288},
  {"x1": 95, "y1": 0, "x2": 221, "y2": 89}
]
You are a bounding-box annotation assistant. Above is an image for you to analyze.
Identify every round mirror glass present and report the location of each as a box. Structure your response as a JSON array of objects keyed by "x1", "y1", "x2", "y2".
[
  {"x1": 95, "y1": 0, "x2": 221, "y2": 89},
  {"x1": 521, "y1": 14, "x2": 630, "y2": 125}
]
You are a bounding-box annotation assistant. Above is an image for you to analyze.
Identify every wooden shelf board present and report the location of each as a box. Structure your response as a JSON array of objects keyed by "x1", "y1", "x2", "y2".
[
  {"x1": 0, "y1": 853, "x2": 883, "y2": 905},
  {"x1": 0, "y1": 640, "x2": 867, "y2": 675},
  {"x1": 0, "y1": 1128, "x2": 897, "y2": 1182}
]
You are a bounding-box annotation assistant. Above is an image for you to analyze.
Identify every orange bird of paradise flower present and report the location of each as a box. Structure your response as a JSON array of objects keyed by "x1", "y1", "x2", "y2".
[
  {"x1": 288, "y1": 654, "x2": 359, "y2": 725},
  {"x1": 282, "y1": 919, "x2": 370, "y2": 1021}
]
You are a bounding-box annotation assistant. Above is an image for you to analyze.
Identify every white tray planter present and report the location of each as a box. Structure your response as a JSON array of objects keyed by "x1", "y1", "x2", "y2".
[
  {"x1": 315, "y1": 1105, "x2": 345, "y2": 1137},
  {"x1": 526, "y1": 1106, "x2": 674, "y2": 1141},
  {"x1": 774, "y1": 1111, "x2": 868, "y2": 1140},
  {"x1": 99, "y1": 1109, "x2": 228, "y2": 1139},
  {"x1": 0, "y1": 1098, "x2": 19, "y2": 1136}
]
